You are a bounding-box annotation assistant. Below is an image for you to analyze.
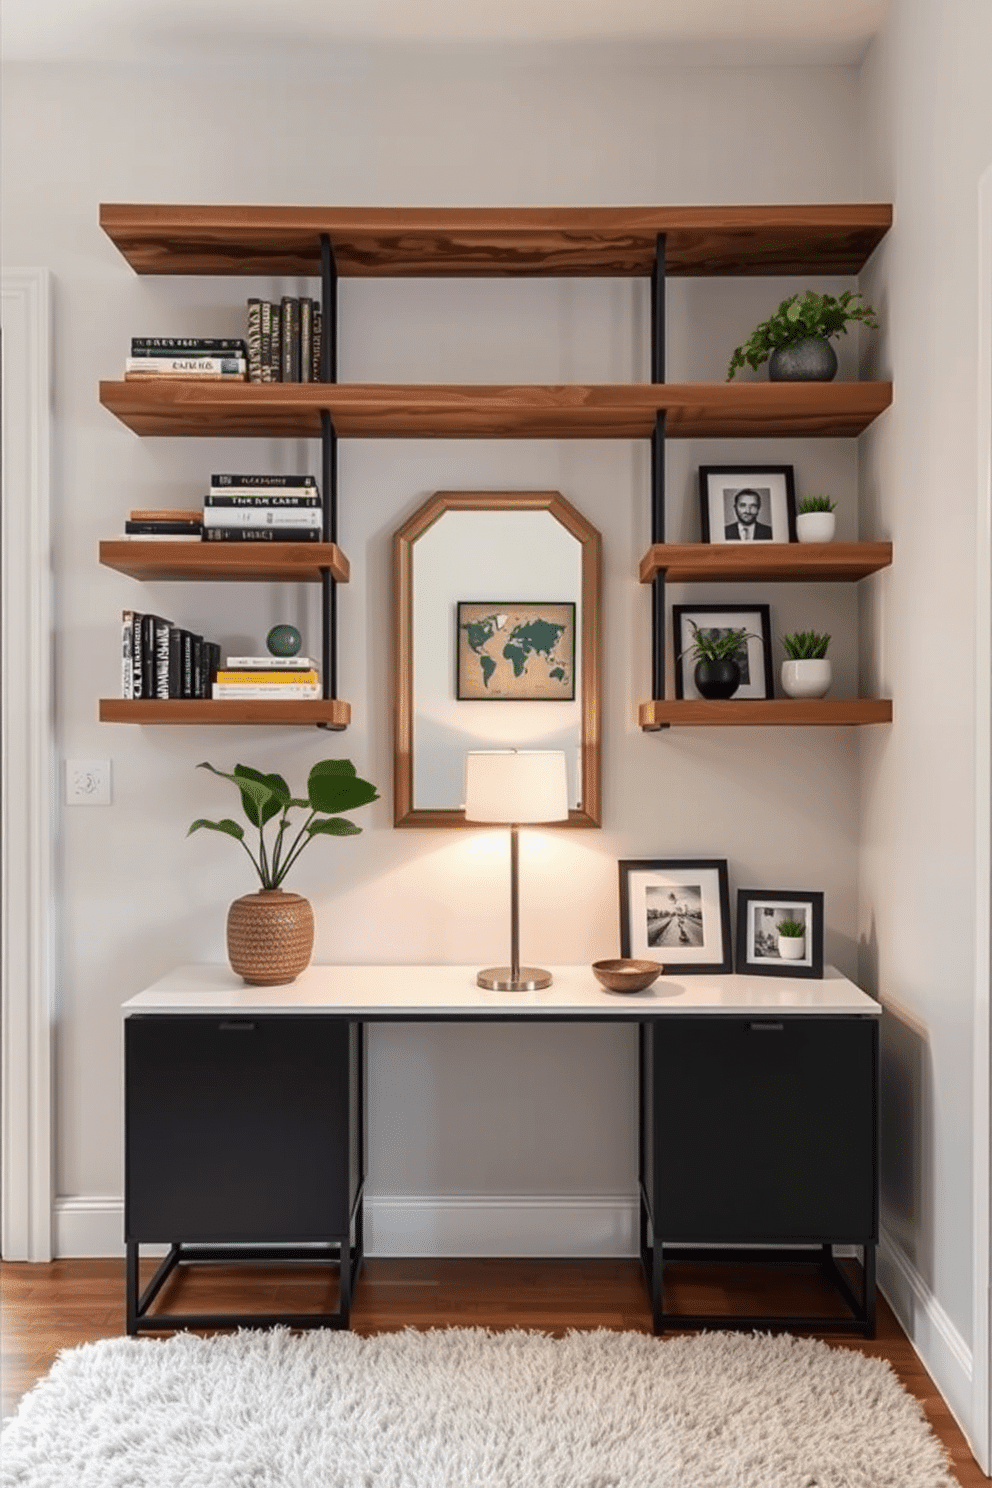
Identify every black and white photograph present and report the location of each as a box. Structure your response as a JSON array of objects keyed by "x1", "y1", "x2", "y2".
[
  {"x1": 735, "y1": 888, "x2": 824, "y2": 979},
  {"x1": 619, "y1": 859, "x2": 732, "y2": 973},
  {"x1": 673, "y1": 604, "x2": 774, "y2": 701},
  {"x1": 699, "y1": 465, "x2": 797, "y2": 545}
]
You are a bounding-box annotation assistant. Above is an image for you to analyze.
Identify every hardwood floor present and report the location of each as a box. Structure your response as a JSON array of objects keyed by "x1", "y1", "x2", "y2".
[{"x1": 1, "y1": 1255, "x2": 986, "y2": 1484}]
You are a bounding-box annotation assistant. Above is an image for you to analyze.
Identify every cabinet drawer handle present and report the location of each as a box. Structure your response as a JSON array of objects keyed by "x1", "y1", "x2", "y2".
[
  {"x1": 748, "y1": 1021, "x2": 785, "y2": 1032},
  {"x1": 218, "y1": 1020, "x2": 257, "y2": 1032}
]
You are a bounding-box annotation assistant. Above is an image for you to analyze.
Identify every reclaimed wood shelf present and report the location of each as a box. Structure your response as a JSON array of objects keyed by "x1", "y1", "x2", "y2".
[
  {"x1": 99, "y1": 699, "x2": 351, "y2": 728},
  {"x1": 99, "y1": 380, "x2": 892, "y2": 441},
  {"x1": 99, "y1": 540, "x2": 349, "y2": 584},
  {"x1": 100, "y1": 203, "x2": 892, "y2": 278},
  {"x1": 639, "y1": 542, "x2": 892, "y2": 585},
  {"x1": 638, "y1": 698, "x2": 893, "y2": 730}
]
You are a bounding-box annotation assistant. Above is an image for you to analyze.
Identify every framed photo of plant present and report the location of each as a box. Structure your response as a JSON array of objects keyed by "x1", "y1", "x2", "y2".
[
  {"x1": 699, "y1": 464, "x2": 797, "y2": 545},
  {"x1": 735, "y1": 888, "x2": 824, "y2": 979},
  {"x1": 619, "y1": 859, "x2": 732, "y2": 974},
  {"x1": 673, "y1": 603, "x2": 774, "y2": 702}
]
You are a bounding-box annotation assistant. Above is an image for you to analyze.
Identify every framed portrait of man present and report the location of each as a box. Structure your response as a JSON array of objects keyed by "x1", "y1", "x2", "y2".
[{"x1": 699, "y1": 465, "x2": 797, "y2": 545}]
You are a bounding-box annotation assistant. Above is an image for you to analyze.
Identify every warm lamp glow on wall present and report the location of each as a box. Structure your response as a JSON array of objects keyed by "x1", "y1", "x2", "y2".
[{"x1": 463, "y1": 750, "x2": 569, "y2": 991}]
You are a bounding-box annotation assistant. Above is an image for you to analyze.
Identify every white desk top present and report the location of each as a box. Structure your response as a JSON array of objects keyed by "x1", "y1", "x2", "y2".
[{"x1": 123, "y1": 964, "x2": 880, "y2": 1018}]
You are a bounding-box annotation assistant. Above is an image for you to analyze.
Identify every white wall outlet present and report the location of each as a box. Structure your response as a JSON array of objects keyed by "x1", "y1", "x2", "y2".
[{"x1": 65, "y1": 759, "x2": 112, "y2": 806}]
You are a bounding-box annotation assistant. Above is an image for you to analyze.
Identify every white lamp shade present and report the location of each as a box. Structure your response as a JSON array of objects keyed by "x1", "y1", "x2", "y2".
[{"x1": 463, "y1": 750, "x2": 569, "y2": 824}]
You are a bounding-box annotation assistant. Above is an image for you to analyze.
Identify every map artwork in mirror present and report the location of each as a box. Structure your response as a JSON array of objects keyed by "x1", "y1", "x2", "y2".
[{"x1": 456, "y1": 602, "x2": 576, "y2": 701}]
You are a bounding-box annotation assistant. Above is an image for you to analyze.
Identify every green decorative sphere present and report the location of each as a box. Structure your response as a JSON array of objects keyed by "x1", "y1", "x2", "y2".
[{"x1": 267, "y1": 624, "x2": 302, "y2": 658}]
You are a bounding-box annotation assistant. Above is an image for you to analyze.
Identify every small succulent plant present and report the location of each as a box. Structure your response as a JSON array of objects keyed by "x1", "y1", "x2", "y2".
[
  {"x1": 681, "y1": 622, "x2": 755, "y2": 663},
  {"x1": 777, "y1": 917, "x2": 807, "y2": 938},
  {"x1": 782, "y1": 630, "x2": 831, "y2": 661},
  {"x1": 797, "y1": 495, "x2": 837, "y2": 515}
]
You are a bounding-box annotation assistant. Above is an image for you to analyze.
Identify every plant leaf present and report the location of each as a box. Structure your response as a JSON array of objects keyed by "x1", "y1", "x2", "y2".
[
  {"x1": 308, "y1": 771, "x2": 379, "y2": 815},
  {"x1": 308, "y1": 817, "x2": 362, "y2": 837},
  {"x1": 308, "y1": 758, "x2": 357, "y2": 778},
  {"x1": 187, "y1": 817, "x2": 245, "y2": 841},
  {"x1": 196, "y1": 760, "x2": 281, "y2": 828}
]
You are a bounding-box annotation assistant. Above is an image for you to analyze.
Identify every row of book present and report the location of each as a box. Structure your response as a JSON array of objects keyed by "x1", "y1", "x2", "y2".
[
  {"x1": 122, "y1": 612, "x2": 221, "y2": 699},
  {"x1": 246, "y1": 298, "x2": 323, "y2": 383},
  {"x1": 123, "y1": 337, "x2": 248, "y2": 382},
  {"x1": 212, "y1": 657, "x2": 323, "y2": 700},
  {"x1": 122, "y1": 473, "x2": 325, "y2": 544}
]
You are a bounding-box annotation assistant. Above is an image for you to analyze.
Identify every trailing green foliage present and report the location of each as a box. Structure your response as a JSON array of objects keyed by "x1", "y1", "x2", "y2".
[
  {"x1": 188, "y1": 757, "x2": 379, "y2": 890},
  {"x1": 781, "y1": 630, "x2": 831, "y2": 660},
  {"x1": 797, "y1": 495, "x2": 837, "y2": 514},
  {"x1": 727, "y1": 290, "x2": 879, "y2": 379},
  {"x1": 681, "y1": 621, "x2": 755, "y2": 663},
  {"x1": 776, "y1": 918, "x2": 806, "y2": 938}
]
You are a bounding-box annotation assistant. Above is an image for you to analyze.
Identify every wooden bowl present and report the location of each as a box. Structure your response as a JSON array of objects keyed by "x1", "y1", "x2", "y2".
[{"x1": 591, "y1": 958, "x2": 664, "y2": 994}]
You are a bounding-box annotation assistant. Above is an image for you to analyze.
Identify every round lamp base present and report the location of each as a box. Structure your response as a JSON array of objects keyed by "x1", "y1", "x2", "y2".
[{"x1": 477, "y1": 966, "x2": 553, "y2": 992}]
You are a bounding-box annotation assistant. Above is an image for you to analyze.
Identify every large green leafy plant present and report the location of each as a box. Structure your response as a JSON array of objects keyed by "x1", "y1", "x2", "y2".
[
  {"x1": 727, "y1": 290, "x2": 879, "y2": 379},
  {"x1": 188, "y1": 758, "x2": 379, "y2": 890}
]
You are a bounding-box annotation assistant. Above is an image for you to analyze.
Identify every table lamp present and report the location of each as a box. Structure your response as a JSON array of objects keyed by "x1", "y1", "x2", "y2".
[{"x1": 463, "y1": 749, "x2": 569, "y2": 991}]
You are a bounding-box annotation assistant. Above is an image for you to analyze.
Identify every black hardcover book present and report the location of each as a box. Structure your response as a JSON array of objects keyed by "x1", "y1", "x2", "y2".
[
  {"x1": 270, "y1": 301, "x2": 282, "y2": 382},
  {"x1": 180, "y1": 631, "x2": 199, "y2": 698},
  {"x1": 246, "y1": 299, "x2": 262, "y2": 383},
  {"x1": 312, "y1": 306, "x2": 323, "y2": 380},
  {"x1": 203, "y1": 527, "x2": 321, "y2": 543},
  {"x1": 124, "y1": 520, "x2": 203, "y2": 535},
  {"x1": 167, "y1": 627, "x2": 184, "y2": 699},
  {"x1": 130, "y1": 337, "x2": 247, "y2": 355},
  {"x1": 140, "y1": 614, "x2": 172, "y2": 699},
  {"x1": 280, "y1": 296, "x2": 301, "y2": 382},
  {"x1": 131, "y1": 611, "x2": 145, "y2": 699},
  {"x1": 204, "y1": 641, "x2": 221, "y2": 694},
  {"x1": 299, "y1": 298, "x2": 313, "y2": 383},
  {"x1": 210, "y1": 473, "x2": 318, "y2": 488},
  {"x1": 259, "y1": 301, "x2": 274, "y2": 383},
  {"x1": 204, "y1": 493, "x2": 321, "y2": 508}
]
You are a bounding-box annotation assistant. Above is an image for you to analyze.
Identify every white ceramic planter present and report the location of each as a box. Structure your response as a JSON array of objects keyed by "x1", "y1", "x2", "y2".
[
  {"x1": 796, "y1": 511, "x2": 836, "y2": 543},
  {"x1": 778, "y1": 934, "x2": 806, "y2": 960},
  {"x1": 781, "y1": 658, "x2": 831, "y2": 699}
]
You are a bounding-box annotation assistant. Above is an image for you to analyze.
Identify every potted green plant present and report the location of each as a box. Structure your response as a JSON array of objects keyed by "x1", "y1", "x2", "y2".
[
  {"x1": 776, "y1": 916, "x2": 807, "y2": 961},
  {"x1": 780, "y1": 630, "x2": 831, "y2": 700},
  {"x1": 796, "y1": 495, "x2": 837, "y2": 544},
  {"x1": 727, "y1": 290, "x2": 879, "y2": 383},
  {"x1": 681, "y1": 621, "x2": 756, "y2": 699},
  {"x1": 189, "y1": 757, "x2": 379, "y2": 986}
]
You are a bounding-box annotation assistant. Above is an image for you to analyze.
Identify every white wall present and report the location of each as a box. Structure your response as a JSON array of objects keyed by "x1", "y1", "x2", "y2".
[
  {"x1": 858, "y1": 0, "x2": 992, "y2": 1459},
  {"x1": 2, "y1": 51, "x2": 869, "y2": 1257}
]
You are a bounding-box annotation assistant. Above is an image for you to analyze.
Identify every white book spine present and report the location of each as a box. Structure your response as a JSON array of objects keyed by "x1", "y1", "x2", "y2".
[
  {"x1": 225, "y1": 656, "x2": 319, "y2": 669},
  {"x1": 124, "y1": 356, "x2": 247, "y2": 375},
  {"x1": 201, "y1": 507, "x2": 323, "y2": 529},
  {"x1": 212, "y1": 684, "x2": 322, "y2": 699}
]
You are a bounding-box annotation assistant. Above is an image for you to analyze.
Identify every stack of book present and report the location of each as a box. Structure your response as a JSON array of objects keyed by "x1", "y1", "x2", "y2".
[
  {"x1": 212, "y1": 656, "x2": 322, "y2": 701},
  {"x1": 121, "y1": 612, "x2": 221, "y2": 700},
  {"x1": 124, "y1": 336, "x2": 248, "y2": 381},
  {"x1": 246, "y1": 298, "x2": 322, "y2": 383},
  {"x1": 123, "y1": 508, "x2": 203, "y2": 540},
  {"x1": 203, "y1": 473, "x2": 323, "y2": 543}
]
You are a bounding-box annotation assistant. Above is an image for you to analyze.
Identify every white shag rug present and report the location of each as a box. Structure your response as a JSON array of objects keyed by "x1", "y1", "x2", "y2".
[{"x1": 0, "y1": 1326, "x2": 957, "y2": 1488}]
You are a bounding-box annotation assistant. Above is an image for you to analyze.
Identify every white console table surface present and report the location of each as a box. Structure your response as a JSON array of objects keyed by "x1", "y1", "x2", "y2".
[{"x1": 123, "y1": 963, "x2": 880, "y2": 1017}]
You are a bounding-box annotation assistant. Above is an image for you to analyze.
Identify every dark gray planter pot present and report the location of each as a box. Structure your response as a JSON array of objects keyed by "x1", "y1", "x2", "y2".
[
  {"x1": 694, "y1": 659, "x2": 741, "y2": 700},
  {"x1": 768, "y1": 336, "x2": 838, "y2": 382}
]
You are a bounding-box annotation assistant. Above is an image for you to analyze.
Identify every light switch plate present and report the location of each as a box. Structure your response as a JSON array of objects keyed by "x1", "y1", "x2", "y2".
[{"x1": 65, "y1": 759, "x2": 112, "y2": 806}]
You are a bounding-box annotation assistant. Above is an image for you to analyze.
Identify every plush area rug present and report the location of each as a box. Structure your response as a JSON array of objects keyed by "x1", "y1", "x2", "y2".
[{"x1": 0, "y1": 1326, "x2": 956, "y2": 1488}]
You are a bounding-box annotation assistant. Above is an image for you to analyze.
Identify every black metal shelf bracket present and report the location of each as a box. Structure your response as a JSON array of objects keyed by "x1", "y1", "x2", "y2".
[
  {"x1": 318, "y1": 231, "x2": 339, "y2": 727},
  {"x1": 650, "y1": 234, "x2": 667, "y2": 709}
]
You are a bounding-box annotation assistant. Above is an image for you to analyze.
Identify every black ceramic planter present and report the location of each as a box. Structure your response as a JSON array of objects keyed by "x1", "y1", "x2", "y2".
[
  {"x1": 768, "y1": 336, "x2": 838, "y2": 382},
  {"x1": 694, "y1": 659, "x2": 741, "y2": 700}
]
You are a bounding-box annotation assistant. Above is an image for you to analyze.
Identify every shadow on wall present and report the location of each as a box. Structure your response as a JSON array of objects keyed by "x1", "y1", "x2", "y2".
[{"x1": 862, "y1": 916, "x2": 931, "y2": 1278}]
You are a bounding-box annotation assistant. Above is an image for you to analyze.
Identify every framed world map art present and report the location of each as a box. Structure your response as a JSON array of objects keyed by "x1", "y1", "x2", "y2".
[{"x1": 456, "y1": 601, "x2": 576, "y2": 701}]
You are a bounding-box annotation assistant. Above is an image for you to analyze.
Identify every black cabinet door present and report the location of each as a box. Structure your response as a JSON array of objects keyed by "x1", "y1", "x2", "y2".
[
  {"x1": 644, "y1": 1016, "x2": 877, "y2": 1243},
  {"x1": 126, "y1": 1015, "x2": 359, "y2": 1243}
]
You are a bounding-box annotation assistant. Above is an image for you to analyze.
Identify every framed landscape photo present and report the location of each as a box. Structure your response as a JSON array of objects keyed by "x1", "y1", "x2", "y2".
[
  {"x1": 735, "y1": 888, "x2": 824, "y2": 979},
  {"x1": 456, "y1": 601, "x2": 576, "y2": 701},
  {"x1": 699, "y1": 465, "x2": 797, "y2": 545},
  {"x1": 619, "y1": 859, "x2": 732, "y2": 974},
  {"x1": 673, "y1": 603, "x2": 774, "y2": 701}
]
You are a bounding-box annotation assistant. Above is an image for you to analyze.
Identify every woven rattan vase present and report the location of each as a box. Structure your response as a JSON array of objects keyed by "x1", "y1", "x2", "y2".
[{"x1": 227, "y1": 889, "x2": 315, "y2": 986}]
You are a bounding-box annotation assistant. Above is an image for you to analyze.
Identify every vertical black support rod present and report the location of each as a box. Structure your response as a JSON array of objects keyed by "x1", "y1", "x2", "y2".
[
  {"x1": 319, "y1": 234, "x2": 338, "y2": 385},
  {"x1": 651, "y1": 411, "x2": 667, "y2": 701},
  {"x1": 320, "y1": 410, "x2": 338, "y2": 707},
  {"x1": 650, "y1": 233, "x2": 666, "y2": 385}
]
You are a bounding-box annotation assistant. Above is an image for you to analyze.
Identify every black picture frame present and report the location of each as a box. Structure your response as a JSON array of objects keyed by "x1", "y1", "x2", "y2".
[
  {"x1": 455, "y1": 600, "x2": 576, "y2": 701},
  {"x1": 673, "y1": 603, "x2": 774, "y2": 701},
  {"x1": 619, "y1": 858, "x2": 732, "y2": 974},
  {"x1": 699, "y1": 464, "x2": 797, "y2": 545},
  {"x1": 735, "y1": 888, "x2": 825, "y2": 979}
]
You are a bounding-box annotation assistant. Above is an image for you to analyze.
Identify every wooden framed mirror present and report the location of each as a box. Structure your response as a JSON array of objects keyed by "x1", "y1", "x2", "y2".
[{"x1": 394, "y1": 491, "x2": 601, "y2": 828}]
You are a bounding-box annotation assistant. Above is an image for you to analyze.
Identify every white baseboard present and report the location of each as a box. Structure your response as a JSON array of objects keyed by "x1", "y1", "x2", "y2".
[
  {"x1": 878, "y1": 1226, "x2": 977, "y2": 1451},
  {"x1": 53, "y1": 1193, "x2": 640, "y2": 1261}
]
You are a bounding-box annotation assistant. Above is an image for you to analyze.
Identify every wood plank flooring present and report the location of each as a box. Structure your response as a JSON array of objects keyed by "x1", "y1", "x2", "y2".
[{"x1": 2, "y1": 1256, "x2": 986, "y2": 1484}]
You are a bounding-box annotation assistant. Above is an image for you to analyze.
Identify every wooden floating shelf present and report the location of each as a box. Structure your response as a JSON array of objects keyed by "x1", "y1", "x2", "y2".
[
  {"x1": 638, "y1": 698, "x2": 893, "y2": 730},
  {"x1": 99, "y1": 699, "x2": 351, "y2": 728},
  {"x1": 99, "y1": 381, "x2": 892, "y2": 441},
  {"x1": 99, "y1": 540, "x2": 349, "y2": 584},
  {"x1": 100, "y1": 203, "x2": 892, "y2": 278},
  {"x1": 639, "y1": 542, "x2": 892, "y2": 585}
]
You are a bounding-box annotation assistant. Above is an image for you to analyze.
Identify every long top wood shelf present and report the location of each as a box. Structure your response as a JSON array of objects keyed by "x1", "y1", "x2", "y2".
[
  {"x1": 99, "y1": 380, "x2": 892, "y2": 440},
  {"x1": 639, "y1": 542, "x2": 892, "y2": 584},
  {"x1": 99, "y1": 540, "x2": 349, "y2": 584},
  {"x1": 100, "y1": 203, "x2": 891, "y2": 278},
  {"x1": 99, "y1": 699, "x2": 350, "y2": 728}
]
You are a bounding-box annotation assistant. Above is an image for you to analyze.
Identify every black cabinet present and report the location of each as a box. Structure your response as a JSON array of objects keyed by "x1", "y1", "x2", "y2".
[
  {"x1": 639, "y1": 1015, "x2": 878, "y2": 1334},
  {"x1": 124, "y1": 1014, "x2": 365, "y2": 1333}
]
